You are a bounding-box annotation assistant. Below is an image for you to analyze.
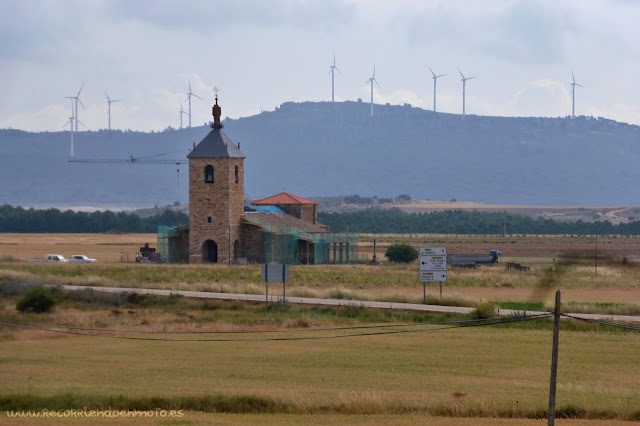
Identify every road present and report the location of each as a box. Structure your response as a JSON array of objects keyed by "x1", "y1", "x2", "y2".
[{"x1": 55, "y1": 284, "x2": 640, "y2": 323}]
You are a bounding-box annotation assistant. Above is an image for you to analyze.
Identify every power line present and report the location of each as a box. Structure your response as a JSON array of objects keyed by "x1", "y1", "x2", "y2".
[
  {"x1": 0, "y1": 315, "x2": 542, "y2": 334},
  {"x1": 0, "y1": 314, "x2": 552, "y2": 342},
  {"x1": 562, "y1": 314, "x2": 640, "y2": 331}
]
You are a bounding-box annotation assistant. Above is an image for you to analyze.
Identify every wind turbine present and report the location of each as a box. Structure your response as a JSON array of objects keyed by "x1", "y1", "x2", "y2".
[
  {"x1": 570, "y1": 70, "x2": 583, "y2": 119},
  {"x1": 366, "y1": 65, "x2": 381, "y2": 117},
  {"x1": 65, "y1": 84, "x2": 85, "y2": 131},
  {"x1": 185, "y1": 81, "x2": 201, "y2": 128},
  {"x1": 63, "y1": 116, "x2": 75, "y2": 157},
  {"x1": 457, "y1": 68, "x2": 476, "y2": 117},
  {"x1": 63, "y1": 115, "x2": 85, "y2": 157},
  {"x1": 105, "y1": 92, "x2": 120, "y2": 131},
  {"x1": 178, "y1": 99, "x2": 188, "y2": 129},
  {"x1": 329, "y1": 53, "x2": 342, "y2": 103},
  {"x1": 428, "y1": 67, "x2": 446, "y2": 112}
]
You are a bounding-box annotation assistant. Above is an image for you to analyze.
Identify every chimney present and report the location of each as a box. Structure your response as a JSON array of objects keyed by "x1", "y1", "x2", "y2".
[{"x1": 211, "y1": 96, "x2": 223, "y2": 129}]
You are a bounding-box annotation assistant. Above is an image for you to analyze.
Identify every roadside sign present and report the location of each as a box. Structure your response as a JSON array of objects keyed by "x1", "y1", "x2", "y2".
[
  {"x1": 420, "y1": 271, "x2": 447, "y2": 282},
  {"x1": 261, "y1": 264, "x2": 290, "y2": 283},
  {"x1": 420, "y1": 255, "x2": 446, "y2": 271},
  {"x1": 261, "y1": 263, "x2": 290, "y2": 307},
  {"x1": 420, "y1": 247, "x2": 446, "y2": 256}
]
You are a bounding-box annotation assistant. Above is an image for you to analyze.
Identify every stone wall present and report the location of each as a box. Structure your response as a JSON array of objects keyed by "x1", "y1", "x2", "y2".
[
  {"x1": 188, "y1": 157, "x2": 244, "y2": 263},
  {"x1": 278, "y1": 204, "x2": 317, "y2": 224}
]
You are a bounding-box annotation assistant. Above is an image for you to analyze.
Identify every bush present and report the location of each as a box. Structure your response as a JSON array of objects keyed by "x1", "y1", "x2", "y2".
[
  {"x1": 385, "y1": 243, "x2": 419, "y2": 263},
  {"x1": 469, "y1": 301, "x2": 497, "y2": 319},
  {"x1": 16, "y1": 287, "x2": 56, "y2": 313}
]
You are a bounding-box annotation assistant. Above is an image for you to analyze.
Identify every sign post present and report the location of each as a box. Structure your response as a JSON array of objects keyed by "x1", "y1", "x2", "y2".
[
  {"x1": 419, "y1": 247, "x2": 447, "y2": 303},
  {"x1": 261, "y1": 263, "x2": 290, "y2": 307}
]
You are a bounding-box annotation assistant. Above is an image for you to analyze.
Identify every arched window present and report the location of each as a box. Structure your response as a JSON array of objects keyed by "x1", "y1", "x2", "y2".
[
  {"x1": 204, "y1": 165, "x2": 214, "y2": 183},
  {"x1": 234, "y1": 165, "x2": 239, "y2": 184}
]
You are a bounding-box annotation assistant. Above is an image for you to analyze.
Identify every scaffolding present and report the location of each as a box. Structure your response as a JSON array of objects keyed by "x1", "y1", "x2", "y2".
[
  {"x1": 156, "y1": 221, "x2": 358, "y2": 265},
  {"x1": 157, "y1": 224, "x2": 189, "y2": 263},
  {"x1": 254, "y1": 225, "x2": 358, "y2": 265},
  {"x1": 315, "y1": 232, "x2": 359, "y2": 265}
]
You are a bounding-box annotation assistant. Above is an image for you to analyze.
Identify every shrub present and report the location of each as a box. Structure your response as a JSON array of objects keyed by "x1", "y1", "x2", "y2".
[
  {"x1": 385, "y1": 243, "x2": 418, "y2": 263},
  {"x1": 469, "y1": 301, "x2": 497, "y2": 319},
  {"x1": 16, "y1": 287, "x2": 56, "y2": 313}
]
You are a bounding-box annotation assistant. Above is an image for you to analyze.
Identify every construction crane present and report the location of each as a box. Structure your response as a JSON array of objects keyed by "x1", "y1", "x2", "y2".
[{"x1": 69, "y1": 150, "x2": 189, "y2": 188}]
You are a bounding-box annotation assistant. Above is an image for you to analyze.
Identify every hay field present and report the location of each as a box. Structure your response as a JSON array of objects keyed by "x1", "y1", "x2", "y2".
[
  {"x1": 0, "y1": 317, "x2": 639, "y2": 420},
  {"x1": 1, "y1": 233, "x2": 639, "y2": 312},
  {"x1": 0, "y1": 233, "x2": 154, "y2": 263}
]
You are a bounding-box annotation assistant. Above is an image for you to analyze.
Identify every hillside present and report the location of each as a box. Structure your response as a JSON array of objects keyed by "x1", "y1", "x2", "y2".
[{"x1": 1, "y1": 101, "x2": 639, "y2": 207}]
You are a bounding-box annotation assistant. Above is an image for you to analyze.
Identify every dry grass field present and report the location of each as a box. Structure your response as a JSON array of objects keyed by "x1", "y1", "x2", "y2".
[
  {"x1": 1, "y1": 232, "x2": 640, "y2": 422},
  {"x1": 0, "y1": 293, "x2": 639, "y2": 421},
  {"x1": 1, "y1": 233, "x2": 639, "y2": 312}
]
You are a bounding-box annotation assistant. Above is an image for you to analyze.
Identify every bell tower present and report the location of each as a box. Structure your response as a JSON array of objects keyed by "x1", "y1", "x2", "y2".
[{"x1": 187, "y1": 97, "x2": 245, "y2": 264}]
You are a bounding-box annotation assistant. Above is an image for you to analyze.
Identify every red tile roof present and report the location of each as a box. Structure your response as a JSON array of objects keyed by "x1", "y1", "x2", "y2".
[{"x1": 252, "y1": 192, "x2": 318, "y2": 206}]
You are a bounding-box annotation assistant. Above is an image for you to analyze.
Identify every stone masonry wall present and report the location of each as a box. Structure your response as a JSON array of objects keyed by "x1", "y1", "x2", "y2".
[{"x1": 189, "y1": 157, "x2": 244, "y2": 263}]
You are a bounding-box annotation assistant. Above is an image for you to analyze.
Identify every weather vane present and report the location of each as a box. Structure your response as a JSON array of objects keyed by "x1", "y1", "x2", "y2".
[{"x1": 213, "y1": 86, "x2": 220, "y2": 97}]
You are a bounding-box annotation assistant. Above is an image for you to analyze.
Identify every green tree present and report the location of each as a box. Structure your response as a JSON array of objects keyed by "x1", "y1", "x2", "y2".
[{"x1": 385, "y1": 243, "x2": 418, "y2": 263}]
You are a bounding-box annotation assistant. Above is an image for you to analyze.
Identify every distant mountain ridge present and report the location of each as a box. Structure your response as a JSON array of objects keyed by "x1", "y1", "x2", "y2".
[{"x1": 1, "y1": 101, "x2": 638, "y2": 207}]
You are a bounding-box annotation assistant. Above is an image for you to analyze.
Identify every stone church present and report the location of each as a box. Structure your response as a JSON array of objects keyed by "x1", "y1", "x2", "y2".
[{"x1": 158, "y1": 97, "x2": 357, "y2": 265}]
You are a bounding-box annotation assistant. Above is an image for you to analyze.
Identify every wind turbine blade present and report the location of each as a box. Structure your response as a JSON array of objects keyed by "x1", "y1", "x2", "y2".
[
  {"x1": 333, "y1": 52, "x2": 336, "y2": 67},
  {"x1": 188, "y1": 81, "x2": 192, "y2": 93},
  {"x1": 105, "y1": 92, "x2": 110, "y2": 102},
  {"x1": 336, "y1": 67, "x2": 342, "y2": 76},
  {"x1": 112, "y1": 99, "x2": 120, "y2": 103},
  {"x1": 457, "y1": 67, "x2": 465, "y2": 79},
  {"x1": 374, "y1": 79, "x2": 381, "y2": 89},
  {"x1": 373, "y1": 65, "x2": 376, "y2": 78},
  {"x1": 78, "y1": 98, "x2": 86, "y2": 110},
  {"x1": 76, "y1": 119, "x2": 86, "y2": 128},
  {"x1": 193, "y1": 93, "x2": 202, "y2": 100},
  {"x1": 437, "y1": 73, "x2": 447, "y2": 78},
  {"x1": 428, "y1": 67, "x2": 436, "y2": 78},
  {"x1": 571, "y1": 69, "x2": 575, "y2": 83},
  {"x1": 575, "y1": 83, "x2": 583, "y2": 88},
  {"x1": 77, "y1": 83, "x2": 84, "y2": 97},
  {"x1": 468, "y1": 76, "x2": 477, "y2": 80}
]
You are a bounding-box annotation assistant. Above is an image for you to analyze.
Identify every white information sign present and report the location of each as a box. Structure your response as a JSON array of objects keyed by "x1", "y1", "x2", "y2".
[
  {"x1": 420, "y1": 255, "x2": 447, "y2": 271},
  {"x1": 420, "y1": 247, "x2": 446, "y2": 256},
  {"x1": 420, "y1": 271, "x2": 448, "y2": 282},
  {"x1": 419, "y1": 247, "x2": 447, "y2": 282}
]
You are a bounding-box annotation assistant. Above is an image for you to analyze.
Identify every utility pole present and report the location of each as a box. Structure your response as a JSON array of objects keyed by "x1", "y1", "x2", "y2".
[
  {"x1": 595, "y1": 235, "x2": 598, "y2": 276},
  {"x1": 503, "y1": 215, "x2": 506, "y2": 237},
  {"x1": 372, "y1": 238, "x2": 377, "y2": 263},
  {"x1": 548, "y1": 290, "x2": 561, "y2": 425}
]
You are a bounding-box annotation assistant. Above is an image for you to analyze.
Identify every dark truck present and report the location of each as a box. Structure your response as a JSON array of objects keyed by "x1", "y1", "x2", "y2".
[{"x1": 447, "y1": 250, "x2": 501, "y2": 268}]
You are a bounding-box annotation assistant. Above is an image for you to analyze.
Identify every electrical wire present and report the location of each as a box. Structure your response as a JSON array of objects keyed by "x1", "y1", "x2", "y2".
[
  {"x1": 562, "y1": 314, "x2": 640, "y2": 331},
  {"x1": 0, "y1": 314, "x2": 552, "y2": 342},
  {"x1": 0, "y1": 314, "x2": 551, "y2": 334}
]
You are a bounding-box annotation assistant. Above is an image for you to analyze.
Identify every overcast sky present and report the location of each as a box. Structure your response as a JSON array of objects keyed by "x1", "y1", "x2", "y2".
[{"x1": 1, "y1": 0, "x2": 639, "y2": 132}]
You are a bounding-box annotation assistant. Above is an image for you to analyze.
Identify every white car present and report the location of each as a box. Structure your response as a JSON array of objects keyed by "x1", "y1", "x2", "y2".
[
  {"x1": 70, "y1": 255, "x2": 97, "y2": 263},
  {"x1": 45, "y1": 254, "x2": 69, "y2": 262}
]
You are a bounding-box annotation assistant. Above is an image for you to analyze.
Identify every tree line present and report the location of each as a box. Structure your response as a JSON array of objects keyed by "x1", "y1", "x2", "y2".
[
  {"x1": 2, "y1": 204, "x2": 639, "y2": 235},
  {"x1": 318, "y1": 208, "x2": 640, "y2": 235},
  {"x1": 0, "y1": 204, "x2": 188, "y2": 233}
]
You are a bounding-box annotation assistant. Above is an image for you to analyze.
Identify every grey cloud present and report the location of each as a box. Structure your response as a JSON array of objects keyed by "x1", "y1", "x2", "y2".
[
  {"x1": 481, "y1": 2, "x2": 569, "y2": 64},
  {"x1": 104, "y1": 0, "x2": 356, "y2": 33}
]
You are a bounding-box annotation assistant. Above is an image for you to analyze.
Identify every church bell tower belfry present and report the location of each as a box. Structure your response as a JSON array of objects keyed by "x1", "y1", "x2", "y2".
[{"x1": 187, "y1": 97, "x2": 245, "y2": 264}]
